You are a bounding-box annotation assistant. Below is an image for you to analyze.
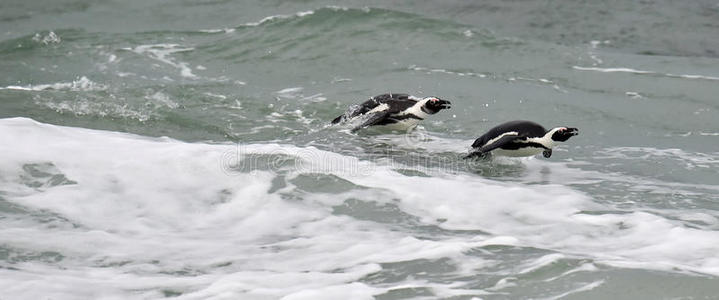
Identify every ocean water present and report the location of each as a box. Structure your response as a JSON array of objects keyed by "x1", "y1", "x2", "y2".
[{"x1": 1, "y1": 1, "x2": 719, "y2": 299}]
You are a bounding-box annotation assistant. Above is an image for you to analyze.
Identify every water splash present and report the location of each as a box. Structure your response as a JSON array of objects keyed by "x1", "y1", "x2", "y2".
[{"x1": 0, "y1": 76, "x2": 105, "y2": 92}]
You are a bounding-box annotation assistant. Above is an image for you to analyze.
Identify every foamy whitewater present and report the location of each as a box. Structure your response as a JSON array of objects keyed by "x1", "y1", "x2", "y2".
[
  {"x1": 2, "y1": 118, "x2": 718, "y2": 299},
  {"x1": 2, "y1": 1, "x2": 719, "y2": 299}
]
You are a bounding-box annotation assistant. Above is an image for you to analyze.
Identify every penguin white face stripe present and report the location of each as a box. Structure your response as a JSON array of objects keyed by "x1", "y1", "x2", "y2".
[{"x1": 401, "y1": 99, "x2": 431, "y2": 118}]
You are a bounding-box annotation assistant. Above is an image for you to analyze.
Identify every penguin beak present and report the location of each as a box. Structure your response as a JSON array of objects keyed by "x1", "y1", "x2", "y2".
[
  {"x1": 437, "y1": 99, "x2": 451, "y2": 110},
  {"x1": 565, "y1": 127, "x2": 579, "y2": 136}
]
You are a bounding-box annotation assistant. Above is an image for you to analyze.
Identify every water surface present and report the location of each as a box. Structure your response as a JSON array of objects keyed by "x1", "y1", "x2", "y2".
[{"x1": 1, "y1": 1, "x2": 719, "y2": 299}]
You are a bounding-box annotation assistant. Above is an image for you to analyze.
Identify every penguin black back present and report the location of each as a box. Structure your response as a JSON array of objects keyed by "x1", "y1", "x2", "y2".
[
  {"x1": 471, "y1": 120, "x2": 546, "y2": 148},
  {"x1": 331, "y1": 93, "x2": 417, "y2": 124}
]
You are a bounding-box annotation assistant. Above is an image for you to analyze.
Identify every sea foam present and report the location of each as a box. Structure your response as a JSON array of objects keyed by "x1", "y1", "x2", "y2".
[{"x1": 2, "y1": 118, "x2": 719, "y2": 299}]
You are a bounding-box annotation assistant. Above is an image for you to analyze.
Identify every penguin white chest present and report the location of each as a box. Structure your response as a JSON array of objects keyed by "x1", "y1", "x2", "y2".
[
  {"x1": 492, "y1": 147, "x2": 545, "y2": 157},
  {"x1": 379, "y1": 118, "x2": 421, "y2": 131}
]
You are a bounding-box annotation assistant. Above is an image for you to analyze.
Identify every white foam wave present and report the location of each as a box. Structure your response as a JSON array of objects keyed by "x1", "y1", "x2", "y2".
[
  {"x1": 203, "y1": 7, "x2": 351, "y2": 32},
  {"x1": 274, "y1": 87, "x2": 326, "y2": 102},
  {"x1": 331, "y1": 77, "x2": 352, "y2": 84},
  {"x1": 0, "y1": 118, "x2": 484, "y2": 298},
  {"x1": 200, "y1": 6, "x2": 363, "y2": 35},
  {"x1": 542, "y1": 280, "x2": 604, "y2": 300},
  {"x1": 326, "y1": 5, "x2": 351, "y2": 11},
  {"x1": 145, "y1": 91, "x2": 180, "y2": 109},
  {"x1": 597, "y1": 147, "x2": 719, "y2": 170},
  {"x1": 276, "y1": 87, "x2": 304, "y2": 98},
  {"x1": 408, "y1": 66, "x2": 567, "y2": 92},
  {"x1": 2, "y1": 118, "x2": 719, "y2": 299},
  {"x1": 124, "y1": 44, "x2": 197, "y2": 79},
  {"x1": 0, "y1": 76, "x2": 106, "y2": 92},
  {"x1": 237, "y1": 144, "x2": 719, "y2": 277},
  {"x1": 409, "y1": 65, "x2": 488, "y2": 78},
  {"x1": 39, "y1": 100, "x2": 153, "y2": 122},
  {"x1": 197, "y1": 28, "x2": 236, "y2": 34},
  {"x1": 573, "y1": 66, "x2": 719, "y2": 81},
  {"x1": 32, "y1": 31, "x2": 61, "y2": 45},
  {"x1": 242, "y1": 10, "x2": 315, "y2": 27}
]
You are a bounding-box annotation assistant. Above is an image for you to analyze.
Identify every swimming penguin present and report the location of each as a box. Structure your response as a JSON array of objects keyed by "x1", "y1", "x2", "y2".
[
  {"x1": 331, "y1": 93, "x2": 451, "y2": 132},
  {"x1": 465, "y1": 120, "x2": 578, "y2": 159}
]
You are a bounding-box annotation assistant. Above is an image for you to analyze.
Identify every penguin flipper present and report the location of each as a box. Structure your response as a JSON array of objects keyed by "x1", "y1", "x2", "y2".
[
  {"x1": 351, "y1": 112, "x2": 390, "y2": 132},
  {"x1": 479, "y1": 134, "x2": 524, "y2": 154}
]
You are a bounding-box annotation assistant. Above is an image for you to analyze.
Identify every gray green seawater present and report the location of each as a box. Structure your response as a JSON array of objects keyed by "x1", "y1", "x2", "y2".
[{"x1": 1, "y1": 0, "x2": 719, "y2": 299}]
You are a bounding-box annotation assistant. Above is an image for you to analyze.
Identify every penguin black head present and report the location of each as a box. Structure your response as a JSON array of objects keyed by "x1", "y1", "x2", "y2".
[
  {"x1": 421, "y1": 97, "x2": 452, "y2": 114},
  {"x1": 550, "y1": 127, "x2": 579, "y2": 142}
]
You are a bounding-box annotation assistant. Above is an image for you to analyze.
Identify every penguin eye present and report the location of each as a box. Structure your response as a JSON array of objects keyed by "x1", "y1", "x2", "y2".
[{"x1": 429, "y1": 98, "x2": 438, "y2": 104}]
